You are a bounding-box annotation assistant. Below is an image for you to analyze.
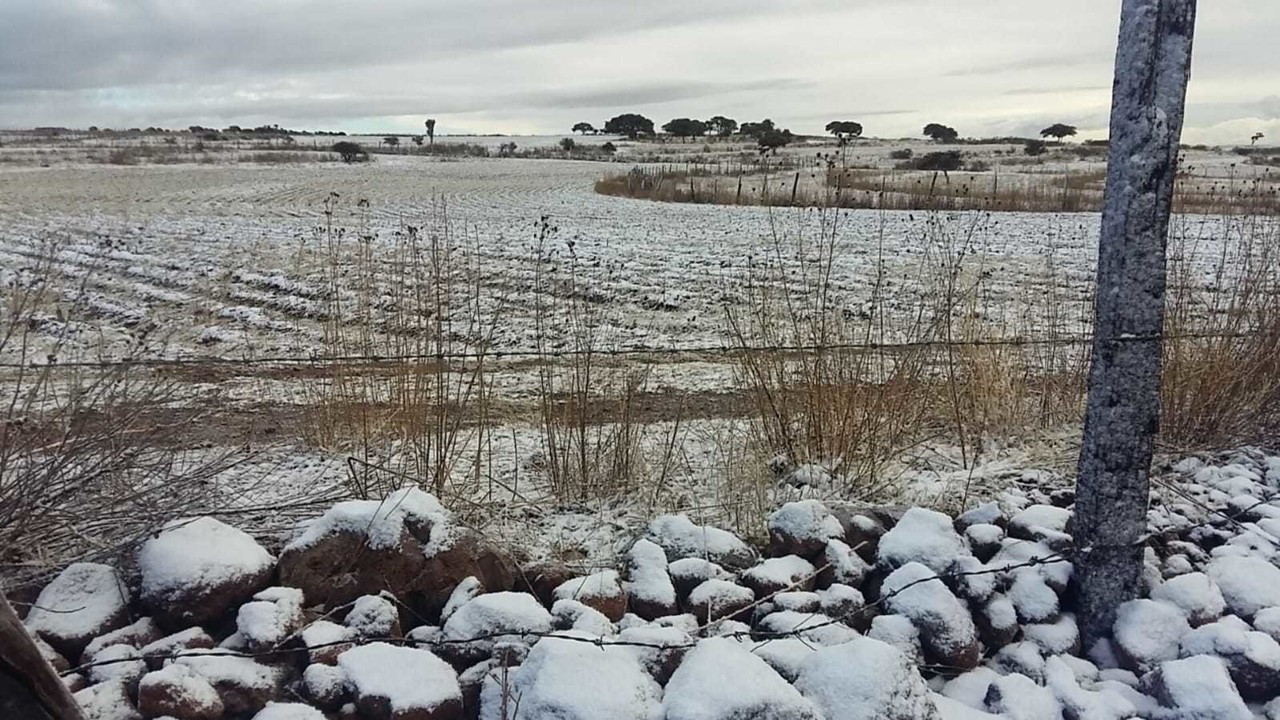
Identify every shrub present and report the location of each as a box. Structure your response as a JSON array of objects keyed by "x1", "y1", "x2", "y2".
[
  {"x1": 332, "y1": 141, "x2": 368, "y2": 163},
  {"x1": 1024, "y1": 140, "x2": 1048, "y2": 156},
  {"x1": 914, "y1": 150, "x2": 963, "y2": 171},
  {"x1": 889, "y1": 148, "x2": 914, "y2": 160}
]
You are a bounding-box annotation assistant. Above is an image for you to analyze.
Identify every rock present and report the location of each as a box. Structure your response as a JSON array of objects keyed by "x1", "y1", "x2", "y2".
[
  {"x1": 867, "y1": 615, "x2": 923, "y2": 665},
  {"x1": 740, "y1": 555, "x2": 817, "y2": 597},
  {"x1": 74, "y1": 680, "x2": 143, "y2": 720},
  {"x1": 86, "y1": 644, "x2": 148, "y2": 692},
  {"x1": 441, "y1": 578, "x2": 484, "y2": 625},
  {"x1": 553, "y1": 570, "x2": 626, "y2": 622},
  {"x1": 877, "y1": 507, "x2": 968, "y2": 574},
  {"x1": 767, "y1": 500, "x2": 843, "y2": 559},
  {"x1": 1255, "y1": 607, "x2": 1280, "y2": 643},
  {"x1": 137, "y1": 663, "x2": 224, "y2": 719},
  {"x1": 299, "y1": 620, "x2": 353, "y2": 666},
  {"x1": 663, "y1": 637, "x2": 820, "y2": 720},
  {"x1": 817, "y1": 539, "x2": 870, "y2": 591},
  {"x1": 139, "y1": 628, "x2": 216, "y2": 670},
  {"x1": 685, "y1": 579, "x2": 754, "y2": 623},
  {"x1": 338, "y1": 643, "x2": 462, "y2": 720},
  {"x1": 550, "y1": 599, "x2": 615, "y2": 636},
  {"x1": 985, "y1": 672, "x2": 1063, "y2": 720},
  {"x1": 993, "y1": 641, "x2": 1046, "y2": 683},
  {"x1": 772, "y1": 591, "x2": 821, "y2": 614},
  {"x1": 795, "y1": 636, "x2": 940, "y2": 720},
  {"x1": 946, "y1": 556, "x2": 996, "y2": 605},
  {"x1": 278, "y1": 490, "x2": 512, "y2": 623},
  {"x1": 483, "y1": 632, "x2": 662, "y2": 720},
  {"x1": 1145, "y1": 655, "x2": 1250, "y2": 720},
  {"x1": 1208, "y1": 555, "x2": 1280, "y2": 622},
  {"x1": 881, "y1": 562, "x2": 980, "y2": 672},
  {"x1": 345, "y1": 594, "x2": 402, "y2": 640},
  {"x1": 1112, "y1": 599, "x2": 1191, "y2": 673},
  {"x1": 831, "y1": 510, "x2": 884, "y2": 564},
  {"x1": 939, "y1": 667, "x2": 1001, "y2": 711},
  {"x1": 617, "y1": 625, "x2": 691, "y2": 685},
  {"x1": 1008, "y1": 570, "x2": 1060, "y2": 624},
  {"x1": 668, "y1": 558, "x2": 731, "y2": 602},
  {"x1": 34, "y1": 634, "x2": 70, "y2": 673},
  {"x1": 303, "y1": 662, "x2": 351, "y2": 711},
  {"x1": 624, "y1": 540, "x2": 677, "y2": 621},
  {"x1": 83, "y1": 618, "x2": 164, "y2": 661},
  {"x1": 646, "y1": 515, "x2": 757, "y2": 571},
  {"x1": 438, "y1": 592, "x2": 552, "y2": 667},
  {"x1": 816, "y1": 584, "x2": 865, "y2": 627},
  {"x1": 757, "y1": 611, "x2": 859, "y2": 647},
  {"x1": 963, "y1": 524, "x2": 1004, "y2": 563},
  {"x1": 25, "y1": 562, "x2": 131, "y2": 660},
  {"x1": 513, "y1": 561, "x2": 573, "y2": 608},
  {"x1": 1151, "y1": 572, "x2": 1226, "y2": 627},
  {"x1": 955, "y1": 501, "x2": 1003, "y2": 532},
  {"x1": 1007, "y1": 505, "x2": 1073, "y2": 551},
  {"x1": 252, "y1": 703, "x2": 328, "y2": 720},
  {"x1": 175, "y1": 650, "x2": 287, "y2": 716},
  {"x1": 974, "y1": 593, "x2": 1019, "y2": 649},
  {"x1": 1023, "y1": 613, "x2": 1079, "y2": 656},
  {"x1": 1179, "y1": 620, "x2": 1280, "y2": 702},
  {"x1": 138, "y1": 517, "x2": 275, "y2": 630},
  {"x1": 237, "y1": 587, "x2": 305, "y2": 652}
]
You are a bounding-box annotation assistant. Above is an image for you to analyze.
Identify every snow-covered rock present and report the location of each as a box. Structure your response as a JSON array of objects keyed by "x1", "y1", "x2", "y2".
[
  {"x1": 625, "y1": 539, "x2": 677, "y2": 620},
  {"x1": 668, "y1": 558, "x2": 732, "y2": 601},
  {"x1": 882, "y1": 562, "x2": 980, "y2": 671},
  {"x1": 139, "y1": 627, "x2": 215, "y2": 669},
  {"x1": 795, "y1": 636, "x2": 940, "y2": 720},
  {"x1": 756, "y1": 611, "x2": 859, "y2": 647},
  {"x1": 237, "y1": 587, "x2": 305, "y2": 651},
  {"x1": 877, "y1": 507, "x2": 968, "y2": 574},
  {"x1": 302, "y1": 662, "x2": 349, "y2": 710},
  {"x1": 740, "y1": 555, "x2": 816, "y2": 596},
  {"x1": 1145, "y1": 655, "x2": 1251, "y2": 720},
  {"x1": 483, "y1": 632, "x2": 662, "y2": 720},
  {"x1": 439, "y1": 591, "x2": 553, "y2": 664},
  {"x1": 137, "y1": 663, "x2": 224, "y2": 720},
  {"x1": 25, "y1": 562, "x2": 131, "y2": 659},
  {"x1": 1208, "y1": 555, "x2": 1280, "y2": 621},
  {"x1": 1179, "y1": 619, "x2": 1280, "y2": 701},
  {"x1": 868, "y1": 614, "x2": 923, "y2": 665},
  {"x1": 337, "y1": 642, "x2": 462, "y2": 720},
  {"x1": 767, "y1": 500, "x2": 843, "y2": 558},
  {"x1": 345, "y1": 593, "x2": 401, "y2": 640},
  {"x1": 81, "y1": 617, "x2": 162, "y2": 662},
  {"x1": 553, "y1": 570, "x2": 626, "y2": 621},
  {"x1": 175, "y1": 649, "x2": 286, "y2": 716},
  {"x1": 646, "y1": 515, "x2": 757, "y2": 571},
  {"x1": 251, "y1": 703, "x2": 327, "y2": 720},
  {"x1": 551, "y1": 598, "x2": 616, "y2": 636},
  {"x1": 685, "y1": 579, "x2": 754, "y2": 622},
  {"x1": 85, "y1": 644, "x2": 147, "y2": 690},
  {"x1": 1151, "y1": 572, "x2": 1226, "y2": 627},
  {"x1": 617, "y1": 624, "x2": 691, "y2": 684},
  {"x1": 985, "y1": 671, "x2": 1062, "y2": 720},
  {"x1": 818, "y1": 538, "x2": 870, "y2": 588},
  {"x1": 1007, "y1": 505, "x2": 1072, "y2": 550},
  {"x1": 663, "y1": 637, "x2": 820, "y2": 720},
  {"x1": 441, "y1": 577, "x2": 484, "y2": 624},
  {"x1": 138, "y1": 517, "x2": 275, "y2": 629},
  {"x1": 74, "y1": 680, "x2": 143, "y2": 720},
  {"x1": 1113, "y1": 599, "x2": 1191, "y2": 672}
]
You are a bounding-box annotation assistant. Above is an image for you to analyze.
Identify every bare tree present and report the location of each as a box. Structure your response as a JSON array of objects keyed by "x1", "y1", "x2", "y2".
[
  {"x1": 1074, "y1": 0, "x2": 1197, "y2": 647},
  {"x1": 425, "y1": 119, "x2": 437, "y2": 145}
]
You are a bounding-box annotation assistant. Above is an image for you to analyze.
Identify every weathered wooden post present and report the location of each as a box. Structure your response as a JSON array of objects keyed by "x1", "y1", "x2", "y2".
[
  {"x1": 1074, "y1": 0, "x2": 1197, "y2": 647},
  {"x1": 0, "y1": 597, "x2": 84, "y2": 720}
]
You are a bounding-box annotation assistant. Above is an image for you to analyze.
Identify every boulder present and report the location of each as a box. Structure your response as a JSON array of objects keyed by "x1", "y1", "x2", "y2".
[
  {"x1": 955, "y1": 502, "x2": 1004, "y2": 533},
  {"x1": 1007, "y1": 505, "x2": 1073, "y2": 551},
  {"x1": 137, "y1": 664, "x2": 224, "y2": 719},
  {"x1": 83, "y1": 618, "x2": 164, "y2": 661},
  {"x1": 85, "y1": 644, "x2": 148, "y2": 693},
  {"x1": 252, "y1": 703, "x2": 328, "y2": 720},
  {"x1": 237, "y1": 587, "x2": 305, "y2": 652},
  {"x1": 25, "y1": 562, "x2": 131, "y2": 660},
  {"x1": 830, "y1": 509, "x2": 884, "y2": 564},
  {"x1": 817, "y1": 539, "x2": 870, "y2": 589},
  {"x1": 740, "y1": 556, "x2": 816, "y2": 597},
  {"x1": 624, "y1": 540, "x2": 677, "y2": 621},
  {"x1": 685, "y1": 579, "x2": 754, "y2": 623},
  {"x1": 139, "y1": 628, "x2": 216, "y2": 670},
  {"x1": 974, "y1": 593, "x2": 1019, "y2": 650},
  {"x1": 881, "y1": 562, "x2": 980, "y2": 672},
  {"x1": 175, "y1": 650, "x2": 287, "y2": 716},
  {"x1": 138, "y1": 517, "x2": 275, "y2": 630},
  {"x1": 73, "y1": 680, "x2": 143, "y2": 720},
  {"x1": 345, "y1": 594, "x2": 402, "y2": 640},
  {"x1": 552, "y1": 570, "x2": 626, "y2": 622},
  {"x1": 1151, "y1": 572, "x2": 1226, "y2": 627},
  {"x1": 767, "y1": 501, "x2": 843, "y2": 559},
  {"x1": 1144, "y1": 656, "x2": 1250, "y2": 720},
  {"x1": 1207, "y1": 556, "x2": 1280, "y2": 622},
  {"x1": 513, "y1": 561, "x2": 573, "y2": 608},
  {"x1": 668, "y1": 558, "x2": 732, "y2": 602},
  {"x1": 876, "y1": 508, "x2": 968, "y2": 574},
  {"x1": 1179, "y1": 620, "x2": 1280, "y2": 702},
  {"x1": 663, "y1": 638, "x2": 820, "y2": 720},
  {"x1": 617, "y1": 625, "x2": 692, "y2": 685},
  {"x1": 438, "y1": 592, "x2": 552, "y2": 667},
  {"x1": 646, "y1": 515, "x2": 757, "y2": 571},
  {"x1": 338, "y1": 643, "x2": 462, "y2": 720},
  {"x1": 302, "y1": 662, "x2": 350, "y2": 711},
  {"x1": 550, "y1": 599, "x2": 615, "y2": 636},
  {"x1": 795, "y1": 636, "x2": 940, "y2": 720},
  {"x1": 1112, "y1": 599, "x2": 1190, "y2": 673}
]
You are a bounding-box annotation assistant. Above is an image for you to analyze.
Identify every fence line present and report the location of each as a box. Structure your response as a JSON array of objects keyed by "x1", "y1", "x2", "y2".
[{"x1": 0, "y1": 330, "x2": 1259, "y2": 372}]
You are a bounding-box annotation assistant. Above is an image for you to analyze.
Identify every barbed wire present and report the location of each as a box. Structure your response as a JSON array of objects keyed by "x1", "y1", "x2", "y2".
[{"x1": 0, "y1": 330, "x2": 1259, "y2": 372}]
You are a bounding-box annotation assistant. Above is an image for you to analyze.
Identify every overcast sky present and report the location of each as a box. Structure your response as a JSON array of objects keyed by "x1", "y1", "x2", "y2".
[{"x1": 3, "y1": 0, "x2": 1276, "y2": 144}]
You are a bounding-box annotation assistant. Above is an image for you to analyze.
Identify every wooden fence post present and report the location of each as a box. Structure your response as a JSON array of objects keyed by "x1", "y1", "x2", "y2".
[{"x1": 0, "y1": 596, "x2": 85, "y2": 719}]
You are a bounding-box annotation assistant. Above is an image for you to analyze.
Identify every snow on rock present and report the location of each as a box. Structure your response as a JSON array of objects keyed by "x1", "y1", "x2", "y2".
[
  {"x1": 877, "y1": 507, "x2": 968, "y2": 574},
  {"x1": 138, "y1": 517, "x2": 275, "y2": 629},
  {"x1": 137, "y1": 663, "x2": 224, "y2": 720},
  {"x1": 1113, "y1": 599, "x2": 1191, "y2": 672},
  {"x1": 819, "y1": 538, "x2": 870, "y2": 588},
  {"x1": 955, "y1": 502, "x2": 1004, "y2": 532},
  {"x1": 795, "y1": 636, "x2": 940, "y2": 720},
  {"x1": 985, "y1": 671, "x2": 1063, "y2": 720},
  {"x1": 287, "y1": 487, "x2": 449, "y2": 552},
  {"x1": 1042, "y1": 655, "x2": 1138, "y2": 720},
  {"x1": 1023, "y1": 613, "x2": 1080, "y2": 656},
  {"x1": 740, "y1": 555, "x2": 817, "y2": 596},
  {"x1": 175, "y1": 649, "x2": 286, "y2": 716},
  {"x1": 237, "y1": 587, "x2": 305, "y2": 651},
  {"x1": 551, "y1": 598, "x2": 616, "y2": 636},
  {"x1": 553, "y1": 570, "x2": 627, "y2": 621},
  {"x1": 345, "y1": 593, "x2": 402, "y2": 640},
  {"x1": 139, "y1": 627, "x2": 215, "y2": 669},
  {"x1": 744, "y1": 637, "x2": 817, "y2": 682},
  {"x1": 82, "y1": 617, "x2": 163, "y2": 662},
  {"x1": 75, "y1": 680, "x2": 143, "y2": 720},
  {"x1": 1178, "y1": 619, "x2": 1280, "y2": 701},
  {"x1": 1151, "y1": 572, "x2": 1226, "y2": 627},
  {"x1": 251, "y1": 703, "x2": 327, "y2": 720},
  {"x1": 940, "y1": 667, "x2": 1001, "y2": 711},
  {"x1": 881, "y1": 562, "x2": 980, "y2": 671},
  {"x1": 1007, "y1": 504, "x2": 1073, "y2": 549},
  {"x1": 757, "y1": 611, "x2": 859, "y2": 647},
  {"x1": 1008, "y1": 569, "x2": 1060, "y2": 624},
  {"x1": 25, "y1": 562, "x2": 130, "y2": 659},
  {"x1": 932, "y1": 693, "x2": 1002, "y2": 720},
  {"x1": 868, "y1": 614, "x2": 924, "y2": 665},
  {"x1": 1207, "y1": 555, "x2": 1280, "y2": 621},
  {"x1": 441, "y1": 577, "x2": 484, "y2": 624},
  {"x1": 302, "y1": 662, "x2": 350, "y2": 710},
  {"x1": 669, "y1": 557, "x2": 733, "y2": 601},
  {"x1": 767, "y1": 500, "x2": 844, "y2": 558},
  {"x1": 483, "y1": 632, "x2": 662, "y2": 720},
  {"x1": 85, "y1": 644, "x2": 147, "y2": 689},
  {"x1": 686, "y1": 579, "x2": 754, "y2": 622},
  {"x1": 1145, "y1": 655, "x2": 1251, "y2": 720},
  {"x1": 625, "y1": 539, "x2": 677, "y2": 620},
  {"x1": 337, "y1": 642, "x2": 462, "y2": 720},
  {"x1": 439, "y1": 591, "x2": 553, "y2": 664},
  {"x1": 617, "y1": 624, "x2": 692, "y2": 684},
  {"x1": 975, "y1": 593, "x2": 1019, "y2": 649},
  {"x1": 772, "y1": 591, "x2": 821, "y2": 614},
  {"x1": 663, "y1": 637, "x2": 820, "y2": 720},
  {"x1": 646, "y1": 515, "x2": 757, "y2": 571},
  {"x1": 1254, "y1": 607, "x2": 1280, "y2": 643},
  {"x1": 963, "y1": 524, "x2": 1004, "y2": 563}
]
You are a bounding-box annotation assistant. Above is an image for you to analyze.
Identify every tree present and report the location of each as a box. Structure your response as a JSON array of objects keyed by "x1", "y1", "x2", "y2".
[
  {"x1": 498, "y1": 141, "x2": 518, "y2": 157},
  {"x1": 332, "y1": 141, "x2": 368, "y2": 163},
  {"x1": 707, "y1": 116, "x2": 738, "y2": 137},
  {"x1": 1253, "y1": 132, "x2": 1266, "y2": 146},
  {"x1": 559, "y1": 137, "x2": 576, "y2": 153},
  {"x1": 572, "y1": 122, "x2": 596, "y2": 135},
  {"x1": 1041, "y1": 123, "x2": 1079, "y2": 140},
  {"x1": 424, "y1": 119, "x2": 437, "y2": 145},
  {"x1": 1024, "y1": 139, "x2": 1048, "y2": 156},
  {"x1": 601, "y1": 141, "x2": 617, "y2": 155},
  {"x1": 384, "y1": 135, "x2": 399, "y2": 149},
  {"x1": 739, "y1": 119, "x2": 776, "y2": 139},
  {"x1": 825, "y1": 121, "x2": 864, "y2": 140},
  {"x1": 604, "y1": 114, "x2": 655, "y2": 139},
  {"x1": 1074, "y1": 0, "x2": 1197, "y2": 649},
  {"x1": 412, "y1": 135, "x2": 424, "y2": 147},
  {"x1": 923, "y1": 123, "x2": 959, "y2": 143},
  {"x1": 662, "y1": 118, "x2": 708, "y2": 142},
  {"x1": 756, "y1": 128, "x2": 794, "y2": 154}
]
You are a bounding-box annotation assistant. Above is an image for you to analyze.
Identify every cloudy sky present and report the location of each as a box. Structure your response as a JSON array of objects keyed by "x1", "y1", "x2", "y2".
[{"x1": 3, "y1": 0, "x2": 1276, "y2": 144}]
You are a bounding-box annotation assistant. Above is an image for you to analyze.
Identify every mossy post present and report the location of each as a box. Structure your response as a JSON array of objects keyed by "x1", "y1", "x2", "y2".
[{"x1": 1075, "y1": 0, "x2": 1197, "y2": 648}]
